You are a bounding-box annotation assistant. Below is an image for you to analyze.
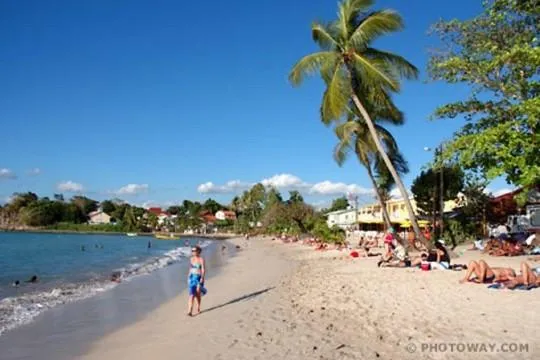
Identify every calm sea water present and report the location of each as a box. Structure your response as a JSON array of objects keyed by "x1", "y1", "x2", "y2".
[{"x1": 0, "y1": 232, "x2": 208, "y2": 335}]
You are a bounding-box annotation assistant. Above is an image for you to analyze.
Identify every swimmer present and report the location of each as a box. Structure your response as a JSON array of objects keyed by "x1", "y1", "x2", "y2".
[{"x1": 26, "y1": 275, "x2": 38, "y2": 283}]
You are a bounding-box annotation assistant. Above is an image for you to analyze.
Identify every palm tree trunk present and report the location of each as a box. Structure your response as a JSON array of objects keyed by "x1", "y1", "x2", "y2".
[
  {"x1": 350, "y1": 93, "x2": 428, "y2": 248},
  {"x1": 366, "y1": 166, "x2": 392, "y2": 228},
  {"x1": 365, "y1": 164, "x2": 408, "y2": 247}
]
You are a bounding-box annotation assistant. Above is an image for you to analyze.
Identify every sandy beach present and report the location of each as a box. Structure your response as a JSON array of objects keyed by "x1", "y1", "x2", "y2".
[{"x1": 79, "y1": 237, "x2": 539, "y2": 360}]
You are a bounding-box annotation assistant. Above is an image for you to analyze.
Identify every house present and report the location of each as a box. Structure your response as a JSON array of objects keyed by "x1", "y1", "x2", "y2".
[
  {"x1": 200, "y1": 210, "x2": 216, "y2": 224},
  {"x1": 215, "y1": 210, "x2": 237, "y2": 221},
  {"x1": 146, "y1": 207, "x2": 171, "y2": 225},
  {"x1": 88, "y1": 210, "x2": 111, "y2": 225},
  {"x1": 326, "y1": 208, "x2": 357, "y2": 229}
]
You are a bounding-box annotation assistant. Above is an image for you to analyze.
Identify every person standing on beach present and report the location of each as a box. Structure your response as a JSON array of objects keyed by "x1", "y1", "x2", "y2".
[{"x1": 187, "y1": 245, "x2": 206, "y2": 316}]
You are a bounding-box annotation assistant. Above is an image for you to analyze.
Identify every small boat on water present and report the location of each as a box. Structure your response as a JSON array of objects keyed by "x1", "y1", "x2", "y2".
[
  {"x1": 126, "y1": 232, "x2": 138, "y2": 237},
  {"x1": 154, "y1": 233, "x2": 180, "y2": 240}
]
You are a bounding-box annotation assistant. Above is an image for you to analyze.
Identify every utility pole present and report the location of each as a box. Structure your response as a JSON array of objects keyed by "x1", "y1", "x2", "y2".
[{"x1": 439, "y1": 143, "x2": 445, "y2": 237}]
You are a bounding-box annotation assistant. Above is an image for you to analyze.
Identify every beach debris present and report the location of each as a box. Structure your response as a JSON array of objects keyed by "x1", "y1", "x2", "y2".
[
  {"x1": 326, "y1": 323, "x2": 334, "y2": 331},
  {"x1": 336, "y1": 344, "x2": 346, "y2": 350},
  {"x1": 313, "y1": 346, "x2": 318, "y2": 351},
  {"x1": 256, "y1": 331, "x2": 263, "y2": 337},
  {"x1": 375, "y1": 351, "x2": 380, "y2": 357}
]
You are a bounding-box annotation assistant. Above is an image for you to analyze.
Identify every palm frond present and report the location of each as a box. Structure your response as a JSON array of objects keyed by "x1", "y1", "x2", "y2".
[
  {"x1": 289, "y1": 52, "x2": 337, "y2": 86},
  {"x1": 311, "y1": 22, "x2": 340, "y2": 51},
  {"x1": 349, "y1": 10, "x2": 403, "y2": 49},
  {"x1": 364, "y1": 48, "x2": 418, "y2": 80},
  {"x1": 352, "y1": 53, "x2": 400, "y2": 91},
  {"x1": 333, "y1": 140, "x2": 351, "y2": 166},
  {"x1": 336, "y1": 0, "x2": 374, "y2": 41},
  {"x1": 351, "y1": 88, "x2": 404, "y2": 125},
  {"x1": 320, "y1": 63, "x2": 351, "y2": 124}
]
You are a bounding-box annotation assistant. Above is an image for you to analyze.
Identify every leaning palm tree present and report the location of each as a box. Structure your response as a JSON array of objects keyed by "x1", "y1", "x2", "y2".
[
  {"x1": 334, "y1": 115, "x2": 408, "y2": 237},
  {"x1": 289, "y1": 0, "x2": 426, "y2": 244}
]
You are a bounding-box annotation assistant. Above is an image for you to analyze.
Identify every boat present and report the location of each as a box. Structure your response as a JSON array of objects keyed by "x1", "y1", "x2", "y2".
[
  {"x1": 154, "y1": 233, "x2": 180, "y2": 240},
  {"x1": 126, "y1": 232, "x2": 138, "y2": 237}
]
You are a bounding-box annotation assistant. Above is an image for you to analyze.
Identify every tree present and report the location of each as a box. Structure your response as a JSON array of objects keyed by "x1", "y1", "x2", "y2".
[
  {"x1": 202, "y1": 198, "x2": 224, "y2": 214},
  {"x1": 327, "y1": 196, "x2": 350, "y2": 212},
  {"x1": 428, "y1": 0, "x2": 540, "y2": 190},
  {"x1": 334, "y1": 106, "x2": 409, "y2": 233},
  {"x1": 123, "y1": 207, "x2": 137, "y2": 231},
  {"x1": 53, "y1": 193, "x2": 65, "y2": 202},
  {"x1": 265, "y1": 187, "x2": 283, "y2": 208},
  {"x1": 71, "y1": 196, "x2": 98, "y2": 216},
  {"x1": 100, "y1": 200, "x2": 116, "y2": 215},
  {"x1": 166, "y1": 206, "x2": 181, "y2": 215},
  {"x1": 411, "y1": 165, "x2": 465, "y2": 230},
  {"x1": 289, "y1": 0, "x2": 424, "y2": 244}
]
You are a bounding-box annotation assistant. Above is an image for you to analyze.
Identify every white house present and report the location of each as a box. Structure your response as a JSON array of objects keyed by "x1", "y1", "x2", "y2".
[
  {"x1": 88, "y1": 210, "x2": 111, "y2": 225},
  {"x1": 215, "y1": 210, "x2": 237, "y2": 221},
  {"x1": 326, "y1": 208, "x2": 357, "y2": 229}
]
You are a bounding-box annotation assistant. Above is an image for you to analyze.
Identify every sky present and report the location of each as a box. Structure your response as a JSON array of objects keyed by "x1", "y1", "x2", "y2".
[{"x1": 0, "y1": 0, "x2": 513, "y2": 209}]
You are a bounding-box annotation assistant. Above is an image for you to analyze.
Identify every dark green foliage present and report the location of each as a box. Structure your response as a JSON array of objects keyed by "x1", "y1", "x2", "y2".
[
  {"x1": 411, "y1": 165, "x2": 465, "y2": 217},
  {"x1": 327, "y1": 196, "x2": 350, "y2": 212}
]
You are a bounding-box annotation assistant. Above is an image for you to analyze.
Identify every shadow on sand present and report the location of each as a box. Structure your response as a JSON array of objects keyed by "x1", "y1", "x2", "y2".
[{"x1": 200, "y1": 287, "x2": 274, "y2": 315}]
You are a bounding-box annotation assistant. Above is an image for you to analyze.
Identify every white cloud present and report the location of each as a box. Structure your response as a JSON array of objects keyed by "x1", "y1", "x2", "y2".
[
  {"x1": 114, "y1": 184, "x2": 149, "y2": 195},
  {"x1": 197, "y1": 180, "x2": 251, "y2": 194},
  {"x1": 0, "y1": 168, "x2": 16, "y2": 179},
  {"x1": 57, "y1": 181, "x2": 84, "y2": 192},
  {"x1": 27, "y1": 168, "x2": 41, "y2": 176},
  {"x1": 308, "y1": 181, "x2": 372, "y2": 196},
  {"x1": 197, "y1": 173, "x2": 373, "y2": 197},
  {"x1": 261, "y1": 174, "x2": 308, "y2": 189},
  {"x1": 389, "y1": 188, "x2": 412, "y2": 199}
]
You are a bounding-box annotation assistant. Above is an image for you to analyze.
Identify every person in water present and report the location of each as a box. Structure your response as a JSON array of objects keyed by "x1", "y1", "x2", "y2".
[
  {"x1": 26, "y1": 275, "x2": 38, "y2": 283},
  {"x1": 187, "y1": 245, "x2": 206, "y2": 316}
]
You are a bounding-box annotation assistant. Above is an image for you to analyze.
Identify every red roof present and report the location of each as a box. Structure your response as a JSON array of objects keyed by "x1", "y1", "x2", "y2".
[{"x1": 148, "y1": 207, "x2": 163, "y2": 215}]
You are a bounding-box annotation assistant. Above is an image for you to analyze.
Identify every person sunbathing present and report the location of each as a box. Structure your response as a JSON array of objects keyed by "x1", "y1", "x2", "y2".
[
  {"x1": 503, "y1": 262, "x2": 540, "y2": 289},
  {"x1": 459, "y1": 260, "x2": 515, "y2": 284}
]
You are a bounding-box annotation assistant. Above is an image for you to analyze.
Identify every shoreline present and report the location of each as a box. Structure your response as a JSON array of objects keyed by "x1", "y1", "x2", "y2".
[
  {"x1": 0, "y1": 236, "x2": 219, "y2": 340},
  {"x1": 0, "y1": 228, "x2": 235, "y2": 240},
  {"x1": 0, "y1": 238, "x2": 234, "y2": 360},
  {"x1": 78, "y1": 237, "x2": 539, "y2": 360}
]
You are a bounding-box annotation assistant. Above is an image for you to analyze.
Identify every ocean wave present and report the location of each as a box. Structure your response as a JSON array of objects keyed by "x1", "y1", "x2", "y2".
[{"x1": 0, "y1": 241, "x2": 211, "y2": 336}]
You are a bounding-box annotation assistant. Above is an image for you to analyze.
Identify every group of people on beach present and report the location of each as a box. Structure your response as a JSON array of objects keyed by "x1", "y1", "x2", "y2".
[{"x1": 274, "y1": 226, "x2": 540, "y2": 291}]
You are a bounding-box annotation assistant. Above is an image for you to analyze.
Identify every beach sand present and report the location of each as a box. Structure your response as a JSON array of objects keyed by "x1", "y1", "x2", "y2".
[{"x1": 80, "y1": 237, "x2": 539, "y2": 360}]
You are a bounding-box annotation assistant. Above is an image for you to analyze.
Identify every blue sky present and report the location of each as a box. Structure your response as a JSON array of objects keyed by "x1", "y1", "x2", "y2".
[{"x1": 0, "y1": 0, "x2": 511, "y2": 208}]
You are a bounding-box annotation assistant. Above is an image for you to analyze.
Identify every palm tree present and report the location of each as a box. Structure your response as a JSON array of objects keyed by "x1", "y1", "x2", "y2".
[
  {"x1": 289, "y1": 0, "x2": 426, "y2": 244},
  {"x1": 334, "y1": 116, "x2": 408, "y2": 237}
]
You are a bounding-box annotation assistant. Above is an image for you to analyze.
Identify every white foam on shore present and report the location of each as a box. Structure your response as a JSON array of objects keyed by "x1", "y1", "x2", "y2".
[{"x1": 0, "y1": 241, "x2": 211, "y2": 336}]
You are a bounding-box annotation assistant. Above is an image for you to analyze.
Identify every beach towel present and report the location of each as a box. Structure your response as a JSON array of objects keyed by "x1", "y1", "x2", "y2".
[{"x1": 487, "y1": 283, "x2": 537, "y2": 290}]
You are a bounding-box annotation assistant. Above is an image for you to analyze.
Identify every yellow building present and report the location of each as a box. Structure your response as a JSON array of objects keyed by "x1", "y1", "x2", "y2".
[{"x1": 356, "y1": 197, "x2": 458, "y2": 228}]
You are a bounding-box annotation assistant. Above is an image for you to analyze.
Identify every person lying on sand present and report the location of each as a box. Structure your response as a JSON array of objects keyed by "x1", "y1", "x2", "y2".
[
  {"x1": 503, "y1": 262, "x2": 540, "y2": 289},
  {"x1": 459, "y1": 260, "x2": 515, "y2": 284}
]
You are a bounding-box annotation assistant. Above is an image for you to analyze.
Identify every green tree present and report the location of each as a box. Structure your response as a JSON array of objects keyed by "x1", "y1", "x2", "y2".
[
  {"x1": 123, "y1": 207, "x2": 137, "y2": 231},
  {"x1": 328, "y1": 196, "x2": 350, "y2": 212},
  {"x1": 289, "y1": 0, "x2": 424, "y2": 243},
  {"x1": 411, "y1": 165, "x2": 465, "y2": 228},
  {"x1": 166, "y1": 206, "x2": 181, "y2": 215},
  {"x1": 428, "y1": 0, "x2": 539, "y2": 190},
  {"x1": 202, "y1": 198, "x2": 224, "y2": 214},
  {"x1": 70, "y1": 196, "x2": 98, "y2": 216},
  {"x1": 100, "y1": 200, "x2": 116, "y2": 215}
]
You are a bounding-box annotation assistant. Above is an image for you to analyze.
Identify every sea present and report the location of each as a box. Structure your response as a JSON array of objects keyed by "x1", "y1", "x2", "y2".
[{"x1": 0, "y1": 232, "x2": 216, "y2": 338}]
